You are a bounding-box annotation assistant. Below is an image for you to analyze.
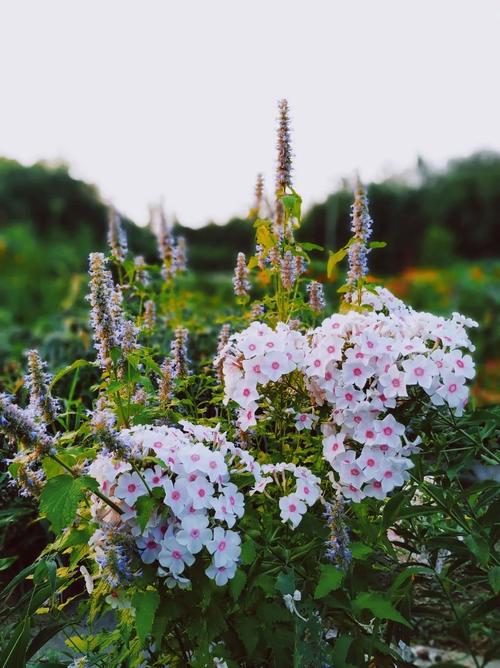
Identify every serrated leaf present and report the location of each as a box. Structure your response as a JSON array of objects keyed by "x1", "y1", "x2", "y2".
[
  {"x1": 40, "y1": 475, "x2": 97, "y2": 534},
  {"x1": 314, "y1": 564, "x2": 344, "y2": 599},
  {"x1": 353, "y1": 592, "x2": 411, "y2": 627},
  {"x1": 275, "y1": 569, "x2": 295, "y2": 596},
  {"x1": 132, "y1": 590, "x2": 160, "y2": 644}
]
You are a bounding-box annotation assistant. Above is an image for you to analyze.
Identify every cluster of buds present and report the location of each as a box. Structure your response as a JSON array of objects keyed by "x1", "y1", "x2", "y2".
[
  {"x1": 143, "y1": 300, "x2": 156, "y2": 333},
  {"x1": 232, "y1": 252, "x2": 250, "y2": 298},
  {"x1": 107, "y1": 207, "x2": 128, "y2": 263},
  {"x1": 280, "y1": 250, "x2": 296, "y2": 290},
  {"x1": 154, "y1": 205, "x2": 187, "y2": 281},
  {"x1": 158, "y1": 357, "x2": 175, "y2": 407},
  {"x1": 345, "y1": 179, "x2": 373, "y2": 301},
  {"x1": 25, "y1": 349, "x2": 59, "y2": 425},
  {"x1": 274, "y1": 99, "x2": 293, "y2": 234},
  {"x1": 89, "y1": 398, "x2": 131, "y2": 458},
  {"x1": 133, "y1": 255, "x2": 150, "y2": 287},
  {"x1": 323, "y1": 500, "x2": 351, "y2": 570},
  {"x1": 0, "y1": 393, "x2": 55, "y2": 497},
  {"x1": 215, "y1": 324, "x2": 231, "y2": 382},
  {"x1": 170, "y1": 327, "x2": 190, "y2": 378},
  {"x1": 307, "y1": 281, "x2": 326, "y2": 314}
]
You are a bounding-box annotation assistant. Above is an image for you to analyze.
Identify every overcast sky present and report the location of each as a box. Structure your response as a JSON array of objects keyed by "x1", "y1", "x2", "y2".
[{"x1": 1, "y1": 0, "x2": 499, "y2": 228}]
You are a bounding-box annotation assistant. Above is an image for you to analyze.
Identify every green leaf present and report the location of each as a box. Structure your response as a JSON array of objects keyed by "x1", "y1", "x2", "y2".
[
  {"x1": 40, "y1": 474, "x2": 97, "y2": 533},
  {"x1": 353, "y1": 592, "x2": 411, "y2": 627},
  {"x1": 0, "y1": 557, "x2": 16, "y2": 571},
  {"x1": 299, "y1": 242, "x2": 324, "y2": 252},
  {"x1": 281, "y1": 193, "x2": 302, "y2": 220},
  {"x1": 464, "y1": 534, "x2": 490, "y2": 567},
  {"x1": 337, "y1": 283, "x2": 351, "y2": 294},
  {"x1": 135, "y1": 495, "x2": 156, "y2": 533},
  {"x1": 276, "y1": 569, "x2": 296, "y2": 596},
  {"x1": 230, "y1": 569, "x2": 247, "y2": 601},
  {"x1": 350, "y1": 542, "x2": 373, "y2": 560},
  {"x1": 0, "y1": 617, "x2": 31, "y2": 668},
  {"x1": 368, "y1": 241, "x2": 387, "y2": 249},
  {"x1": 314, "y1": 564, "x2": 344, "y2": 599},
  {"x1": 240, "y1": 538, "x2": 257, "y2": 565},
  {"x1": 132, "y1": 590, "x2": 160, "y2": 644},
  {"x1": 488, "y1": 566, "x2": 500, "y2": 594},
  {"x1": 327, "y1": 248, "x2": 347, "y2": 278},
  {"x1": 50, "y1": 359, "x2": 92, "y2": 389},
  {"x1": 234, "y1": 617, "x2": 259, "y2": 655}
]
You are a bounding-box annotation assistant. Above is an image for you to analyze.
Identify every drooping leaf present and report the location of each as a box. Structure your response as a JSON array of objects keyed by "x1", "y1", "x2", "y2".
[
  {"x1": 327, "y1": 248, "x2": 347, "y2": 278},
  {"x1": 488, "y1": 566, "x2": 500, "y2": 594}
]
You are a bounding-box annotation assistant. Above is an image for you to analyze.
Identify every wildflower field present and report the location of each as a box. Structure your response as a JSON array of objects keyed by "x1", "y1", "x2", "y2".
[{"x1": 0, "y1": 101, "x2": 499, "y2": 668}]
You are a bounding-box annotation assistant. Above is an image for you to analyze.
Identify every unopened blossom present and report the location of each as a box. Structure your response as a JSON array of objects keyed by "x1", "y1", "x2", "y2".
[
  {"x1": 232, "y1": 252, "x2": 250, "y2": 297},
  {"x1": 323, "y1": 500, "x2": 351, "y2": 569},
  {"x1": 274, "y1": 98, "x2": 293, "y2": 231},
  {"x1": 174, "y1": 236, "x2": 187, "y2": 273},
  {"x1": 107, "y1": 207, "x2": 128, "y2": 262},
  {"x1": 25, "y1": 349, "x2": 59, "y2": 425},
  {"x1": 119, "y1": 320, "x2": 138, "y2": 355}
]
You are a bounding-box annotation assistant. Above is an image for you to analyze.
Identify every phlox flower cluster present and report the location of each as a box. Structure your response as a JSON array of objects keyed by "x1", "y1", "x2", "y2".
[
  {"x1": 217, "y1": 321, "x2": 307, "y2": 431},
  {"x1": 218, "y1": 287, "x2": 477, "y2": 502},
  {"x1": 87, "y1": 422, "x2": 319, "y2": 592}
]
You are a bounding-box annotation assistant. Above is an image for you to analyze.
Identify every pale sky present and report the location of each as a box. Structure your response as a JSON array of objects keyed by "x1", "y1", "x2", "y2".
[{"x1": 1, "y1": 0, "x2": 500, "y2": 228}]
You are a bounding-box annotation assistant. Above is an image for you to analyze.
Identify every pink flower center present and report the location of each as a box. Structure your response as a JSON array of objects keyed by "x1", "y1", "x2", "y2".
[
  {"x1": 249, "y1": 343, "x2": 256, "y2": 351},
  {"x1": 367, "y1": 458, "x2": 375, "y2": 467},
  {"x1": 289, "y1": 503, "x2": 297, "y2": 512},
  {"x1": 373, "y1": 481, "x2": 382, "y2": 489},
  {"x1": 102, "y1": 481, "x2": 108, "y2": 491},
  {"x1": 367, "y1": 341, "x2": 374, "y2": 349},
  {"x1": 253, "y1": 364, "x2": 261, "y2": 373},
  {"x1": 300, "y1": 415, "x2": 307, "y2": 422},
  {"x1": 392, "y1": 379, "x2": 400, "y2": 387},
  {"x1": 314, "y1": 359, "x2": 321, "y2": 367},
  {"x1": 366, "y1": 430, "x2": 374, "y2": 439},
  {"x1": 449, "y1": 384, "x2": 457, "y2": 393},
  {"x1": 331, "y1": 443, "x2": 339, "y2": 451},
  {"x1": 383, "y1": 427, "x2": 393, "y2": 436},
  {"x1": 191, "y1": 529, "x2": 200, "y2": 538},
  {"x1": 153, "y1": 476, "x2": 160, "y2": 484},
  {"x1": 172, "y1": 550, "x2": 182, "y2": 559},
  {"x1": 172, "y1": 490, "x2": 181, "y2": 501},
  {"x1": 218, "y1": 540, "x2": 226, "y2": 551},
  {"x1": 325, "y1": 371, "x2": 332, "y2": 381},
  {"x1": 303, "y1": 486, "x2": 310, "y2": 494},
  {"x1": 355, "y1": 352, "x2": 364, "y2": 359},
  {"x1": 345, "y1": 392, "x2": 353, "y2": 401},
  {"x1": 457, "y1": 360, "x2": 464, "y2": 368},
  {"x1": 198, "y1": 488, "x2": 206, "y2": 497},
  {"x1": 350, "y1": 468, "x2": 360, "y2": 476},
  {"x1": 153, "y1": 441, "x2": 163, "y2": 449},
  {"x1": 191, "y1": 454, "x2": 200, "y2": 462},
  {"x1": 272, "y1": 361, "x2": 280, "y2": 370},
  {"x1": 414, "y1": 367, "x2": 424, "y2": 377},
  {"x1": 380, "y1": 444, "x2": 389, "y2": 452},
  {"x1": 209, "y1": 460, "x2": 217, "y2": 469},
  {"x1": 147, "y1": 540, "x2": 158, "y2": 549},
  {"x1": 266, "y1": 341, "x2": 274, "y2": 348},
  {"x1": 127, "y1": 484, "x2": 136, "y2": 493},
  {"x1": 384, "y1": 470, "x2": 393, "y2": 478},
  {"x1": 327, "y1": 345, "x2": 335, "y2": 353},
  {"x1": 353, "y1": 367, "x2": 362, "y2": 376},
  {"x1": 354, "y1": 416, "x2": 362, "y2": 424}
]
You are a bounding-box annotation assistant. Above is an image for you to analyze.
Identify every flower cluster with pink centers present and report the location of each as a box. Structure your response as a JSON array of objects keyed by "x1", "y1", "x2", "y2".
[
  {"x1": 87, "y1": 422, "x2": 320, "y2": 589},
  {"x1": 218, "y1": 287, "x2": 477, "y2": 502}
]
